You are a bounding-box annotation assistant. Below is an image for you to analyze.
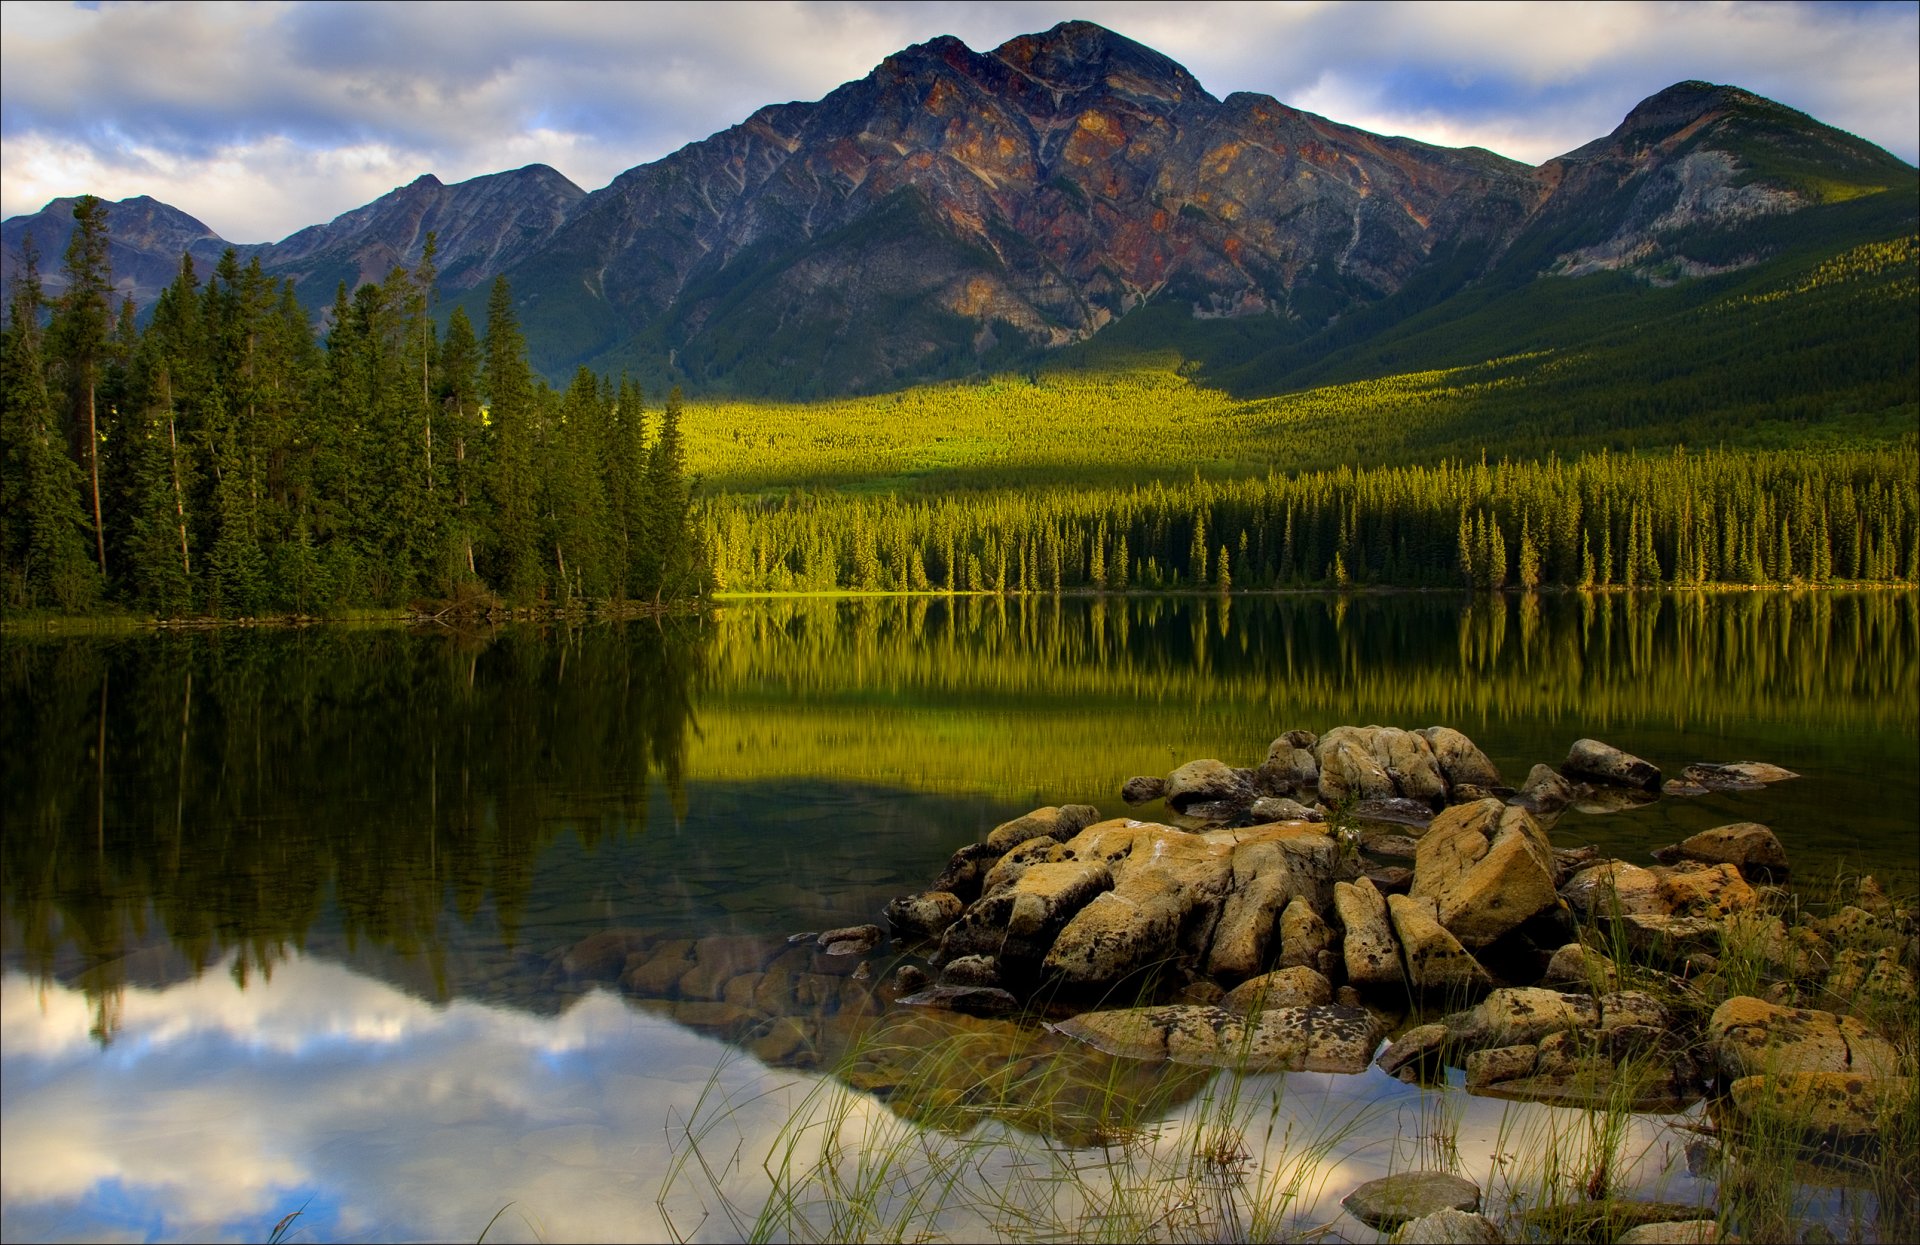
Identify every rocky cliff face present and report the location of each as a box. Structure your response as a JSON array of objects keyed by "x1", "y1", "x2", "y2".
[{"x1": 1, "y1": 194, "x2": 240, "y2": 306}]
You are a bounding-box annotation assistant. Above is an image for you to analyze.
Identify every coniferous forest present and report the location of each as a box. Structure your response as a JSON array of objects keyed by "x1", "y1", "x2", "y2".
[
  {"x1": 1, "y1": 197, "x2": 705, "y2": 617},
  {"x1": 2, "y1": 196, "x2": 1916, "y2": 618}
]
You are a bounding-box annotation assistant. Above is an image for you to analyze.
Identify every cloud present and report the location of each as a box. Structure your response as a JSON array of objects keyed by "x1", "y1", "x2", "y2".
[{"x1": 2, "y1": 1, "x2": 1914, "y2": 241}]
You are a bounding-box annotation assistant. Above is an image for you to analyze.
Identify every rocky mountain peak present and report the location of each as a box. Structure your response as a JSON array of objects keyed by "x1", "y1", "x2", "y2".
[{"x1": 991, "y1": 20, "x2": 1209, "y2": 106}]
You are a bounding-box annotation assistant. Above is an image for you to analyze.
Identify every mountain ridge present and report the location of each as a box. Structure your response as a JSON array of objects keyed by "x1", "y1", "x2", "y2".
[{"x1": 3, "y1": 20, "x2": 1912, "y2": 397}]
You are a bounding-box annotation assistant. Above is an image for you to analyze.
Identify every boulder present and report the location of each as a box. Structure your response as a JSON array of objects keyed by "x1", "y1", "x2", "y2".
[
  {"x1": 1334, "y1": 876, "x2": 1403, "y2": 989},
  {"x1": 1561, "y1": 860, "x2": 1666, "y2": 918},
  {"x1": 1512, "y1": 763, "x2": 1576, "y2": 816},
  {"x1": 1420, "y1": 727, "x2": 1504, "y2": 791},
  {"x1": 984, "y1": 804, "x2": 1101, "y2": 853},
  {"x1": 1708, "y1": 996, "x2": 1901, "y2": 1080},
  {"x1": 1376, "y1": 1022, "x2": 1450, "y2": 1081},
  {"x1": 1342, "y1": 1171, "x2": 1481, "y2": 1230},
  {"x1": 1465, "y1": 1043, "x2": 1539, "y2": 1088},
  {"x1": 815, "y1": 924, "x2": 884, "y2": 953},
  {"x1": 1562, "y1": 738, "x2": 1661, "y2": 791},
  {"x1": 1277, "y1": 895, "x2": 1337, "y2": 970},
  {"x1": 1316, "y1": 727, "x2": 1400, "y2": 802},
  {"x1": 1410, "y1": 799, "x2": 1559, "y2": 948},
  {"x1": 1653, "y1": 862, "x2": 1758, "y2": 919},
  {"x1": 1728, "y1": 1071, "x2": 1911, "y2": 1139},
  {"x1": 1165, "y1": 759, "x2": 1254, "y2": 813},
  {"x1": 1542, "y1": 942, "x2": 1620, "y2": 990},
  {"x1": 930, "y1": 842, "x2": 1002, "y2": 902},
  {"x1": 1616, "y1": 913, "x2": 1724, "y2": 959},
  {"x1": 1121, "y1": 775, "x2": 1166, "y2": 804},
  {"x1": 1221, "y1": 966, "x2": 1333, "y2": 1013},
  {"x1": 1390, "y1": 1209, "x2": 1502, "y2": 1244},
  {"x1": 884, "y1": 891, "x2": 964, "y2": 940},
  {"x1": 940, "y1": 954, "x2": 1001, "y2": 987},
  {"x1": 1371, "y1": 726, "x2": 1450, "y2": 805},
  {"x1": 1388, "y1": 893, "x2": 1493, "y2": 999},
  {"x1": 897, "y1": 984, "x2": 1021, "y2": 1016},
  {"x1": 558, "y1": 928, "x2": 654, "y2": 981},
  {"x1": 1053, "y1": 1003, "x2": 1384, "y2": 1073},
  {"x1": 677, "y1": 936, "x2": 790, "y2": 1000},
  {"x1": 1655, "y1": 822, "x2": 1789, "y2": 880},
  {"x1": 1257, "y1": 730, "x2": 1320, "y2": 794},
  {"x1": 1448, "y1": 987, "x2": 1600, "y2": 1049},
  {"x1": 1207, "y1": 838, "x2": 1308, "y2": 981},
  {"x1": 942, "y1": 860, "x2": 1113, "y2": 974}
]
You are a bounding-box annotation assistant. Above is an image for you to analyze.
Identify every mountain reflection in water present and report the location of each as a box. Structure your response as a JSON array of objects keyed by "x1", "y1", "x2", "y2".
[{"x1": 2, "y1": 591, "x2": 1913, "y2": 1240}]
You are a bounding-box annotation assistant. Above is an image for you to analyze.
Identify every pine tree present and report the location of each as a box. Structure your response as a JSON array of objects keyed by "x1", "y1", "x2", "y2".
[
  {"x1": 482, "y1": 276, "x2": 541, "y2": 602},
  {"x1": 49, "y1": 195, "x2": 114, "y2": 577}
]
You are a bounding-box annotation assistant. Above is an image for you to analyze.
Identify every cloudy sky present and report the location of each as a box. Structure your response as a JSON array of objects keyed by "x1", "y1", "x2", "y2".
[{"x1": 3, "y1": 0, "x2": 1916, "y2": 243}]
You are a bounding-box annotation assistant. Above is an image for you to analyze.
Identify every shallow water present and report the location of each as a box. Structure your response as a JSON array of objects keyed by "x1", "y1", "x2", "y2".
[{"x1": 2, "y1": 590, "x2": 1915, "y2": 1241}]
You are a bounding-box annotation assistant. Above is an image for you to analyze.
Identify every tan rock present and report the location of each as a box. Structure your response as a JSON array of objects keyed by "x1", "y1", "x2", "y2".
[
  {"x1": 1411, "y1": 799, "x2": 1558, "y2": 948},
  {"x1": 1654, "y1": 862, "x2": 1757, "y2": 918},
  {"x1": 1562, "y1": 737, "x2": 1661, "y2": 790},
  {"x1": 1164, "y1": 759, "x2": 1253, "y2": 812},
  {"x1": 1334, "y1": 876, "x2": 1403, "y2": 989},
  {"x1": 1373, "y1": 726, "x2": 1449, "y2": 804},
  {"x1": 1561, "y1": 860, "x2": 1667, "y2": 918},
  {"x1": 1465, "y1": 1043, "x2": 1539, "y2": 1087},
  {"x1": 1316, "y1": 726, "x2": 1399, "y2": 802},
  {"x1": 1542, "y1": 942, "x2": 1620, "y2": 990},
  {"x1": 1667, "y1": 821, "x2": 1789, "y2": 878},
  {"x1": 1728, "y1": 1071, "x2": 1911, "y2": 1138},
  {"x1": 1277, "y1": 895, "x2": 1337, "y2": 970},
  {"x1": 1388, "y1": 893, "x2": 1493, "y2": 998},
  {"x1": 1056, "y1": 1003, "x2": 1385, "y2": 1072},
  {"x1": 1206, "y1": 838, "x2": 1302, "y2": 980},
  {"x1": 1707, "y1": 996, "x2": 1902, "y2": 1080},
  {"x1": 1221, "y1": 966, "x2": 1332, "y2": 1013},
  {"x1": 1449, "y1": 987, "x2": 1600, "y2": 1048},
  {"x1": 984, "y1": 804, "x2": 1100, "y2": 853},
  {"x1": 1420, "y1": 726, "x2": 1503, "y2": 790},
  {"x1": 1258, "y1": 733, "x2": 1320, "y2": 794}
]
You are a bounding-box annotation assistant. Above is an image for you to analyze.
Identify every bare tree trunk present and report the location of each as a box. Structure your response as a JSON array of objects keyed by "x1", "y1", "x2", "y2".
[{"x1": 87, "y1": 377, "x2": 106, "y2": 576}]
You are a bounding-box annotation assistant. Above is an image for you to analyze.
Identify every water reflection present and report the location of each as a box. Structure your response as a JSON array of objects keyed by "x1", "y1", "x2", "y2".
[{"x1": 2, "y1": 591, "x2": 1915, "y2": 1240}]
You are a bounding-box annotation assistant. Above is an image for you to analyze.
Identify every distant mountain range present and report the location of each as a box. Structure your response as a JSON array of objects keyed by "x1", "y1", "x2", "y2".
[{"x1": 4, "y1": 20, "x2": 1914, "y2": 397}]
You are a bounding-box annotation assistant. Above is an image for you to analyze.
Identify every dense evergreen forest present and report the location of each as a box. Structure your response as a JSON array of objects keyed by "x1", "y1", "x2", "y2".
[
  {"x1": 1, "y1": 196, "x2": 705, "y2": 617},
  {"x1": 3, "y1": 197, "x2": 1916, "y2": 617}
]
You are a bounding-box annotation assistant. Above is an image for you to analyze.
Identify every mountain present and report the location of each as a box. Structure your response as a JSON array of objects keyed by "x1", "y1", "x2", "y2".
[
  {"x1": 2, "y1": 163, "x2": 583, "y2": 314},
  {"x1": 3, "y1": 22, "x2": 1912, "y2": 397},
  {"x1": 0, "y1": 194, "x2": 242, "y2": 306},
  {"x1": 259, "y1": 163, "x2": 585, "y2": 300}
]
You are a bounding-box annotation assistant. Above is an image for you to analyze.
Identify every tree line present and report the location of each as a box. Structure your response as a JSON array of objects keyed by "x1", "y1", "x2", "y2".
[
  {"x1": 701, "y1": 445, "x2": 1920, "y2": 594},
  {"x1": 2, "y1": 196, "x2": 706, "y2": 617}
]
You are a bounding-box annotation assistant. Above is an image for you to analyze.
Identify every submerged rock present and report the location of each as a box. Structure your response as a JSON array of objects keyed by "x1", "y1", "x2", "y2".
[
  {"x1": 1342, "y1": 1171, "x2": 1481, "y2": 1230},
  {"x1": 896, "y1": 984, "x2": 1021, "y2": 1016},
  {"x1": 1390, "y1": 1208, "x2": 1502, "y2": 1244}
]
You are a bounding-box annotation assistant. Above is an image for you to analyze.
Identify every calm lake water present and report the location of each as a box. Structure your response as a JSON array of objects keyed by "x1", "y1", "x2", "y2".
[{"x1": 3, "y1": 591, "x2": 1916, "y2": 1242}]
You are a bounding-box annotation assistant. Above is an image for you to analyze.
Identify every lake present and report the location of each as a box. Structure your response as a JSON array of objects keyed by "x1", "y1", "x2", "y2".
[{"x1": 2, "y1": 590, "x2": 1915, "y2": 1242}]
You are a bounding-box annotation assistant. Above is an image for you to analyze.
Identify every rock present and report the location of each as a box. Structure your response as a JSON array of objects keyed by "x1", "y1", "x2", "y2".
[
  {"x1": 1466, "y1": 1043, "x2": 1539, "y2": 1088},
  {"x1": 558, "y1": 928, "x2": 654, "y2": 981},
  {"x1": 1390, "y1": 1208, "x2": 1502, "y2": 1244},
  {"x1": 1053, "y1": 1004, "x2": 1385, "y2": 1073},
  {"x1": 678, "y1": 936, "x2": 789, "y2": 1000},
  {"x1": 1121, "y1": 775, "x2": 1166, "y2": 804},
  {"x1": 884, "y1": 891, "x2": 964, "y2": 940},
  {"x1": 1549, "y1": 844, "x2": 1600, "y2": 887},
  {"x1": 1728, "y1": 1071, "x2": 1910, "y2": 1138},
  {"x1": 984, "y1": 804, "x2": 1101, "y2": 853},
  {"x1": 891, "y1": 965, "x2": 929, "y2": 994},
  {"x1": 1366, "y1": 865, "x2": 1415, "y2": 895},
  {"x1": 1656, "y1": 822, "x2": 1789, "y2": 880},
  {"x1": 1542, "y1": 942, "x2": 1620, "y2": 989},
  {"x1": 897, "y1": 984, "x2": 1021, "y2": 1016},
  {"x1": 1420, "y1": 726, "x2": 1504, "y2": 791},
  {"x1": 1041, "y1": 820, "x2": 1238, "y2": 987},
  {"x1": 1316, "y1": 727, "x2": 1400, "y2": 803},
  {"x1": 1341, "y1": 1171, "x2": 1481, "y2": 1230},
  {"x1": 1824, "y1": 904, "x2": 1897, "y2": 950},
  {"x1": 1247, "y1": 795, "x2": 1321, "y2": 822},
  {"x1": 621, "y1": 939, "x2": 695, "y2": 995},
  {"x1": 1562, "y1": 738, "x2": 1661, "y2": 791},
  {"x1": 1653, "y1": 862, "x2": 1758, "y2": 918},
  {"x1": 1449, "y1": 987, "x2": 1600, "y2": 1049},
  {"x1": 1707, "y1": 996, "x2": 1902, "y2": 1080},
  {"x1": 940, "y1": 954, "x2": 1001, "y2": 987},
  {"x1": 1277, "y1": 895, "x2": 1337, "y2": 970},
  {"x1": 941, "y1": 860, "x2": 1113, "y2": 974},
  {"x1": 1599, "y1": 990, "x2": 1671, "y2": 1031},
  {"x1": 1221, "y1": 966, "x2": 1332, "y2": 1013},
  {"x1": 1616, "y1": 1221, "x2": 1723, "y2": 1244},
  {"x1": 816, "y1": 924, "x2": 884, "y2": 953},
  {"x1": 1257, "y1": 731, "x2": 1319, "y2": 795},
  {"x1": 1411, "y1": 800, "x2": 1559, "y2": 949},
  {"x1": 930, "y1": 842, "x2": 1002, "y2": 902},
  {"x1": 1207, "y1": 837, "x2": 1311, "y2": 980},
  {"x1": 1165, "y1": 759, "x2": 1254, "y2": 813},
  {"x1": 1617, "y1": 913, "x2": 1725, "y2": 958},
  {"x1": 1685, "y1": 761, "x2": 1799, "y2": 788},
  {"x1": 1376, "y1": 1022, "x2": 1450, "y2": 1081},
  {"x1": 1663, "y1": 778, "x2": 1711, "y2": 797},
  {"x1": 1334, "y1": 877, "x2": 1403, "y2": 990},
  {"x1": 1362, "y1": 832, "x2": 1422, "y2": 859},
  {"x1": 1512, "y1": 764, "x2": 1576, "y2": 816},
  {"x1": 1389, "y1": 893, "x2": 1494, "y2": 999},
  {"x1": 1561, "y1": 860, "x2": 1666, "y2": 918}
]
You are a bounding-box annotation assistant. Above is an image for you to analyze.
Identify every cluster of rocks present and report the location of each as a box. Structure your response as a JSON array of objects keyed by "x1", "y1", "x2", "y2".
[{"x1": 873, "y1": 724, "x2": 1915, "y2": 1139}]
